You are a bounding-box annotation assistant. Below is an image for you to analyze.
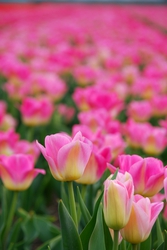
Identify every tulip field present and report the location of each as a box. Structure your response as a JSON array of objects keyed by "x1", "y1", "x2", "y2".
[{"x1": 0, "y1": 3, "x2": 167, "y2": 250}]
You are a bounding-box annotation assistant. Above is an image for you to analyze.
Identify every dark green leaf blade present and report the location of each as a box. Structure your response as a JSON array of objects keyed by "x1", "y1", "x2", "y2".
[
  {"x1": 88, "y1": 204, "x2": 106, "y2": 250},
  {"x1": 59, "y1": 200, "x2": 83, "y2": 250},
  {"x1": 80, "y1": 190, "x2": 104, "y2": 250},
  {"x1": 77, "y1": 186, "x2": 91, "y2": 225}
]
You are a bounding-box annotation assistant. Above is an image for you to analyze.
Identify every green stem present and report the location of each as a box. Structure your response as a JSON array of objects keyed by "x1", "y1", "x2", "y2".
[
  {"x1": 113, "y1": 230, "x2": 119, "y2": 250},
  {"x1": 132, "y1": 244, "x2": 139, "y2": 250},
  {"x1": 67, "y1": 181, "x2": 77, "y2": 226},
  {"x1": 81, "y1": 184, "x2": 87, "y2": 200},
  {"x1": 3, "y1": 191, "x2": 18, "y2": 249},
  {"x1": 120, "y1": 240, "x2": 126, "y2": 250}
]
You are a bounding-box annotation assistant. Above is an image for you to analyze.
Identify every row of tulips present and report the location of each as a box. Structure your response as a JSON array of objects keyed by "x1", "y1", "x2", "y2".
[{"x1": 0, "y1": 3, "x2": 167, "y2": 250}]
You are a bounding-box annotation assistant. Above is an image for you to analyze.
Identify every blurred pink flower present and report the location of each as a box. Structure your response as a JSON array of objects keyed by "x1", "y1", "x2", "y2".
[
  {"x1": 20, "y1": 96, "x2": 55, "y2": 126},
  {"x1": 123, "y1": 119, "x2": 151, "y2": 149},
  {"x1": 141, "y1": 126, "x2": 167, "y2": 156},
  {"x1": 57, "y1": 104, "x2": 75, "y2": 123},
  {"x1": 127, "y1": 100, "x2": 152, "y2": 122},
  {"x1": 151, "y1": 95, "x2": 167, "y2": 117},
  {"x1": 0, "y1": 130, "x2": 19, "y2": 156}
]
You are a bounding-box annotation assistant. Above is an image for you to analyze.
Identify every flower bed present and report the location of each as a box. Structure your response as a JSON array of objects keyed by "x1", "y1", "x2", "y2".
[{"x1": 0, "y1": 3, "x2": 167, "y2": 250}]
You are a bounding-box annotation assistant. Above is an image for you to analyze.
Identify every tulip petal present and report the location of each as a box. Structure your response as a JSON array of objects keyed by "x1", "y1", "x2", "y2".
[{"x1": 57, "y1": 140, "x2": 91, "y2": 181}]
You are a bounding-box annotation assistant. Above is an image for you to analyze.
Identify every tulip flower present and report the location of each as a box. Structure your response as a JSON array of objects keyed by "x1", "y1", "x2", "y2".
[
  {"x1": 103, "y1": 172, "x2": 134, "y2": 230},
  {"x1": 127, "y1": 100, "x2": 152, "y2": 122},
  {"x1": 142, "y1": 127, "x2": 167, "y2": 156},
  {"x1": 36, "y1": 131, "x2": 92, "y2": 181},
  {"x1": 0, "y1": 154, "x2": 45, "y2": 191},
  {"x1": 75, "y1": 147, "x2": 111, "y2": 184},
  {"x1": 120, "y1": 195, "x2": 164, "y2": 244},
  {"x1": 108, "y1": 155, "x2": 167, "y2": 197},
  {"x1": 164, "y1": 177, "x2": 167, "y2": 202},
  {"x1": 20, "y1": 96, "x2": 55, "y2": 126}
]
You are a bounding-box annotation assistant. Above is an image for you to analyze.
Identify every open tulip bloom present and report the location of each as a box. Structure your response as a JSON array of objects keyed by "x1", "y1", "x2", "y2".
[
  {"x1": 0, "y1": 154, "x2": 45, "y2": 191},
  {"x1": 108, "y1": 155, "x2": 167, "y2": 197},
  {"x1": 120, "y1": 195, "x2": 164, "y2": 245}
]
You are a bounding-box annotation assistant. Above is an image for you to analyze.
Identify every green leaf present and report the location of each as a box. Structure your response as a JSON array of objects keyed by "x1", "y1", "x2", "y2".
[
  {"x1": 21, "y1": 216, "x2": 38, "y2": 243},
  {"x1": 156, "y1": 217, "x2": 164, "y2": 247},
  {"x1": 164, "y1": 230, "x2": 167, "y2": 250},
  {"x1": 80, "y1": 190, "x2": 104, "y2": 250},
  {"x1": 156, "y1": 242, "x2": 165, "y2": 250},
  {"x1": 88, "y1": 204, "x2": 106, "y2": 250},
  {"x1": 33, "y1": 215, "x2": 60, "y2": 242},
  {"x1": 103, "y1": 215, "x2": 113, "y2": 250},
  {"x1": 77, "y1": 186, "x2": 91, "y2": 225},
  {"x1": 59, "y1": 200, "x2": 83, "y2": 250},
  {"x1": 8, "y1": 218, "x2": 22, "y2": 248},
  {"x1": 140, "y1": 234, "x2": 151, "y2": 250},
  {"x1": 110, "y1": 168, "x2": 119, "y2": 180},
  {"x1": 36, "y1": 235, "x2": 62, "y2": 250}
]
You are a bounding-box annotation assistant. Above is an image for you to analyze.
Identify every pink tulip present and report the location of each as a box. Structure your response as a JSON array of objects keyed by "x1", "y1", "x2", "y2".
[
  {"x1": 103, "y1": 133, "x2": 126, "y2": 160},
  {"x1": 120, "y1": 195, "x2": 164, "y2": 244},
  {"x1": 57, "y1": 104, "x2": 75, "y2": 123},
  {"x1": 20, "y1": 96, "x2": 55, "y2": 126},
  {"x1": 103, "y1": 172, "x2": 134, "y2": 230},
  {"x1": 151, "y1": 95, "x2": 167, "y2": 117},
  {"x1": 73, "y1": 65, "x2": 98, "y2": 86},
  {"x1": 142, "y1": 127, "x2": 167, "y2": 155},
  {"x1": 164, "y1": 177, "x2": 167, "y2": 202},
  {"x1": 0, "y1": 154, "x2": 45, "y2": 191},
  {"x1": 36, "y1": 131, "x2": 92, "y2": 181},
  {"x1": 75, "y1": 147, "x2": 111, "y2": 184},
  {"x1": 14, "y1": 140, "x2": 40, "y2": 163},
  {"x1": 127, "y1": 100, "x2": 152, "y2": 122},
  {"x1": 108, "y1": 155, "x2": 166, "y2": 197},
  {"x1": 0, "y1": 113, "x2": 17, "y2": 131},
  {"x1": 0, "y1": 130, "x2": 19, "y2": 156},
  {"x1": 159, "y1": 118, "x2": 167, "y2": 131},
  {"x1": 123, "y1": 119, "x2": 151, "y2": 149}
]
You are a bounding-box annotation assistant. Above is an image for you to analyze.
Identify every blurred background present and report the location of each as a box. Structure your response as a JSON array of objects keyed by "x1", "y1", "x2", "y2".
[{"x1": 1, "y1": 0, "x2": 167, "y2": 3}]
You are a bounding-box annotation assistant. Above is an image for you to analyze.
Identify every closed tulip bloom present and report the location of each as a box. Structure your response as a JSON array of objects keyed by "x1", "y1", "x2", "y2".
[
  {"x1": 36, "y1": 131, "x2": 92, "y2": 181},
  {"x1": 103, "y1": 172, "x2": 134, "y2": 230},
  {"x1": 120, "y1": 195, "x2": 164, "y2": 244},
  {"x1": 0, "y1": 154, "x2": 45, "y2": 191}
]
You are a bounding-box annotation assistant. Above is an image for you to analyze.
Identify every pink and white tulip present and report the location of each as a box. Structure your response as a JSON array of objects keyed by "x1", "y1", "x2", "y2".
[
  {"x1": 75, "y1": 147, "x2": 111, "y2": 184},
  {"x1": 0, "y1": 154, "x2": 45, "y2": 191},
  {"x1": 36, "y1": 131, "x2": 92, "y2": 181},
  {"x1": 108, "y1": 155, "x2": 167, "y2": 197},
  {"x1": 103, "y1": 172, "x2": 134, "y2": 230},
  {"x1": 120, "y1": 194, "x2": 164, "y2": 244}
]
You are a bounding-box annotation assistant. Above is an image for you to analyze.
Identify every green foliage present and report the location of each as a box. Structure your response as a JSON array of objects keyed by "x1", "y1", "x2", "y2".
[{"x1": 59, "y1": 200, "x2": 83, "y2": 250}]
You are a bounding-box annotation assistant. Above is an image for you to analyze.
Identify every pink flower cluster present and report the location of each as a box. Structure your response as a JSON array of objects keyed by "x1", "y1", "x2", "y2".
[{"x1": 0, "y1": 4, "x2": 167, "y2": 232}]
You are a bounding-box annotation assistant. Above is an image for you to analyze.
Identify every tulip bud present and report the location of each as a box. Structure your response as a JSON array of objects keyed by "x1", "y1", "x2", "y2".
[{"x1": 103, "y1": 172, "x2": 134, "y2": 230}]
